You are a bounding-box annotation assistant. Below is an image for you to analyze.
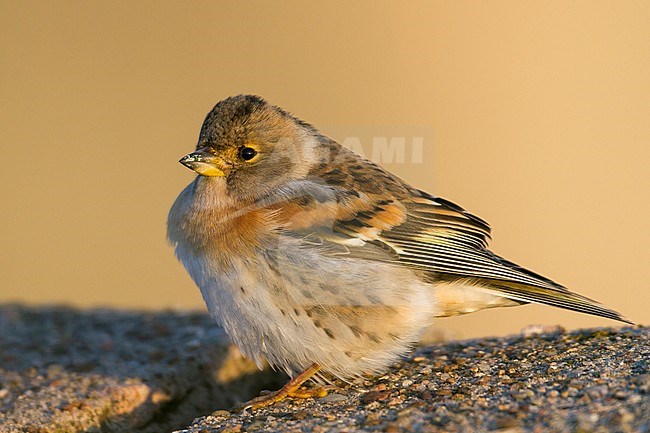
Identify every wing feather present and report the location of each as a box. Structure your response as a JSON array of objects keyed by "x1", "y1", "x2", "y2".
[{"x1": 266, "y1": 181, "x2": 631, "y2": 324}]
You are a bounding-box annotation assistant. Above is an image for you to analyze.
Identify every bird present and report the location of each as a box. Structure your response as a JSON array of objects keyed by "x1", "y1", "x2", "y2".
[{"x1": 167, "y1": 94, "x2": 632, "y2": 410}]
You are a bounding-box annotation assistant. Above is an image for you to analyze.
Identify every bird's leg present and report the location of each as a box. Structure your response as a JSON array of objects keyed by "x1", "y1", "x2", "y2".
[{"x1": 233, "y1": 363, "x2": 327, "y2": 411}]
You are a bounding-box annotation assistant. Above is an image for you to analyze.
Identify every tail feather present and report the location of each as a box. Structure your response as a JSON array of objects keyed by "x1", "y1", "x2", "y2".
[
  {"x1": 482, "y1": 278, "x2": 634, "y2": 325},
  {"x1": 435, "y1": 248, "x2": 635, "y2": 325},
  {"x1": 471, "y1": 251, "x2": 635, "y2": 324}
]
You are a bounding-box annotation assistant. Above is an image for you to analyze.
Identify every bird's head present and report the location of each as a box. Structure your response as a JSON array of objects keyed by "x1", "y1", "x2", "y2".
[{"x1": 180, "y1": 95, "x2": 325, "y2": 201}]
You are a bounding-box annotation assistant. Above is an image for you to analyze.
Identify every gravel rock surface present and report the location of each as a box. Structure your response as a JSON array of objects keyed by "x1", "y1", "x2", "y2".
[
  {"x1": 0, "y1": 304, "x2": 282, "y2": 433},
  {"x1": 1, "y1": 304, "x2": 646, "y2": 433},
  {"x1": 177, "y1": 326, "x2": 648, "y2": 433}
]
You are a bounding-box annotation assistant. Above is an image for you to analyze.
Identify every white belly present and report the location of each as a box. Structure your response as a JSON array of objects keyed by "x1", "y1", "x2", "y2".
[{"x1": 174, "y1": 237, "x2": 436, "y2": 379}]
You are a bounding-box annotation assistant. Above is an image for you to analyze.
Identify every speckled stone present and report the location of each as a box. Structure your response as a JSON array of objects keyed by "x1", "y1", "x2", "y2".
[
  {"x1": 1, "y1": 304, "x2": 647, "y2": 433},
  {"x1": 0, "y1": 304, "x2": 284, "y2": 433},
  {"x1": 175, "y1": 326, "x2": 649, "y2": 433}
]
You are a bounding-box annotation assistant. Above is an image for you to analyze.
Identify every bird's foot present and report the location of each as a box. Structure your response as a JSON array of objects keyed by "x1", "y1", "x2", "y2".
[{"x1": 232, "y1": 363, "x2": 326, "y2": 412}]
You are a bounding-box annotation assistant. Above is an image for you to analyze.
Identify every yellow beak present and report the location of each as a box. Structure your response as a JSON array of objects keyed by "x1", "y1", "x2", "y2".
[{"x1": 179, "y1": 148, "x2": 227, "y2": 177}]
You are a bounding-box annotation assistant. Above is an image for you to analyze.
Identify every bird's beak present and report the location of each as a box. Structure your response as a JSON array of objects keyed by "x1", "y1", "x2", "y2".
[{"x1": 179, "y1": 148, "x2": 227, "y2": 177}]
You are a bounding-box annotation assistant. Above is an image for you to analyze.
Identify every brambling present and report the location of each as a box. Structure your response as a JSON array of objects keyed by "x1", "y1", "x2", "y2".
[{"x1": 167, "y1": 95, "x2": 632, "y2": 409}]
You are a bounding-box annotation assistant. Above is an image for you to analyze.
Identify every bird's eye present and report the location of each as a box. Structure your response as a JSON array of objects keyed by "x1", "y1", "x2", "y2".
[{"x1": 239, "y1": 146, "x2": 257, "y2": 161}]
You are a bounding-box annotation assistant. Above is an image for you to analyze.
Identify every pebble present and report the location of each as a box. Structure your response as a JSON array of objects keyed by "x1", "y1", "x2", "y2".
[
  {"x1": 320, "y1": 393, "x2": 347, "y2": 403},
  {"x1": 360, "y1": 390, "x2": 389, "y2": 404},
  {"x1": 478, "y1": 362, "x2": 491, "y2": 373}
]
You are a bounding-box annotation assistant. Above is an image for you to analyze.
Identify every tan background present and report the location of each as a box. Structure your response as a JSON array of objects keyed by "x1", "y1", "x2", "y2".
[{"x1": 1, "y1": 1, "x2": 648, "y2": 338}]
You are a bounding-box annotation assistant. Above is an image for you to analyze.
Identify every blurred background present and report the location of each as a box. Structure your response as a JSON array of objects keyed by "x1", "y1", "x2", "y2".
[{"x1": 1, "y1": 1, "x2": 648, "y2": 339}]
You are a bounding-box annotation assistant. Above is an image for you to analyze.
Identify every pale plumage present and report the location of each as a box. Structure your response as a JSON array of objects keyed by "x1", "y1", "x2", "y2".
[{"x1": 168, "y1": 95, "x2": 632, "y2": 408}]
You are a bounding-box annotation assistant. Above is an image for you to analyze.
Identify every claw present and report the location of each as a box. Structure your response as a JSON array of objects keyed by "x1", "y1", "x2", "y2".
[{"x1": 231, "y1": 363, "x2": 325, "y2": 411}]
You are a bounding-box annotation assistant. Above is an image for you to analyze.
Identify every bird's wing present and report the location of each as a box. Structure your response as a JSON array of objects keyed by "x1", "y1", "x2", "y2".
[{"x1": 268, "y1": 182, "x2": 630, "y2": 324}]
